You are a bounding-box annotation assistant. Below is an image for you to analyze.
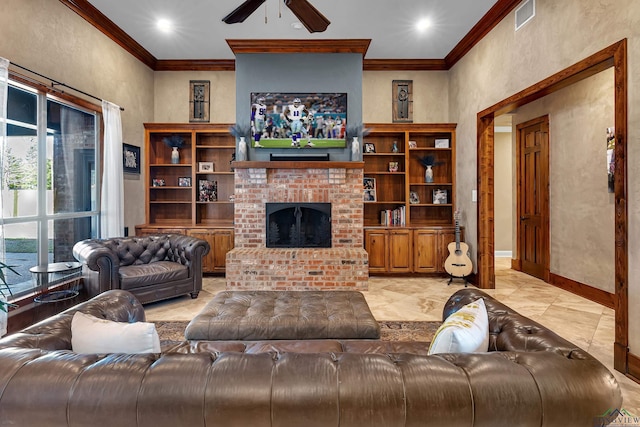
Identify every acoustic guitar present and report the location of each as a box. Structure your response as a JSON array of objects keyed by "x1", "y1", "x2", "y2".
[{"x1": 444, "y1": 211, "x2": 473, "y2": 279}]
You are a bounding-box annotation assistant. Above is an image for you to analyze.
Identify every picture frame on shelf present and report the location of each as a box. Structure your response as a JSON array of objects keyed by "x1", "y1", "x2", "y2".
[
  {"x1": 410, "y1": 191, "x2": 420, "y2": 204},
  {"x1": 198, "y1": 162, "x2": 214, "y2": 173},
  {"x1": 364, "y1": 142, "x2": 376, "y2": 153},
  {"x1": 408, "y1": 141, "x2": 417, "y2": 149},
  {"x1": 388, "y1": 161, "x2": 399, "y2": 172},
  {"x1": 433, "y1": 189, "x2": 448, "y2": 204},
  {"x1": 178, "y1": 177, "x2": 191, "y2": 187},
  {"x1": 152, "y1": 178, "x2": 165, "y2": 187},
  {"x1": 198, "y1": 179, "x2": 217, "y2": 202},
  {"x1": 435, "y1": 139, "x2": 450, "y2": 148},
  {"x1": 122, "y1": 143, "x2": 140, "y2": 174},
  {"x1": 363, "y1": 177, "x2": 376, "y2": 202}
]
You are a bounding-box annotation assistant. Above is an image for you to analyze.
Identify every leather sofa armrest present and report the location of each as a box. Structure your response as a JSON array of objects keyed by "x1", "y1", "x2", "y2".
[
  {"x1": 165, "y1": 234, "x2": 210, "y2": 266},
  {"x1": 73, "y1": 239, "x2": 120, "y2": 272},
  {"x1": 73, "y1": 239, "x2": 121, "y2": 296},
  {"x1": 0, "y1": 290, "x2": 145, "y2": 351}
]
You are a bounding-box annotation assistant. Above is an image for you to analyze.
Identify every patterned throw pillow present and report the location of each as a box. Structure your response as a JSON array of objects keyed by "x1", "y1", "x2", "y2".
[{"x1": 428, "y1": 298, "x2": 489, "y2": 354}]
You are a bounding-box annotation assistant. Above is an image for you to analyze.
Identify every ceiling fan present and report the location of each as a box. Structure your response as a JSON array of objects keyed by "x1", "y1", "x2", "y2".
[{"x1": 222, "y1": 0, "x2": 330, "y2": 33}]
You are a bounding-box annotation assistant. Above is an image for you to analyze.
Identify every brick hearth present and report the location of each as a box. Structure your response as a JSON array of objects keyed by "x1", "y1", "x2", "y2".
[{"x1": 226, "y1": 162, "x2": 368, "y2": 290}]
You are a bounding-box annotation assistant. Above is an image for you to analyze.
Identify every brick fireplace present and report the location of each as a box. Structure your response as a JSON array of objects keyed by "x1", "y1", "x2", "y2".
[{"x1": 226, "y1": 161, "x2": 368, "y2": 290}]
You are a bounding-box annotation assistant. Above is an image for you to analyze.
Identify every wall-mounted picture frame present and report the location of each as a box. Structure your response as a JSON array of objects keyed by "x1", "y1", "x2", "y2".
[
  {"x1": 123, "y1": 143, "x2": 140, "y2": 174},
  {"x1": 433, "y1": 189, "x2": 448, "y2": 204},
  {"x1": 198, "y1": 162, "x2": 214, "y2": 173},
  {"x1": 189, "y1": 80, "x2": 210, "y2": 123},
  {"x1": 152, "y1": 178, "x2": 165, "y2": 187},
  {"x1": 178, "y1": 177, "x2": 191, "y2": 187},
  {"x1": 363, "y1": 177, "x2": 376, "y2": 202},
  {"x1": 364, "y1": 143, "x2": 376, "y2": 153}
]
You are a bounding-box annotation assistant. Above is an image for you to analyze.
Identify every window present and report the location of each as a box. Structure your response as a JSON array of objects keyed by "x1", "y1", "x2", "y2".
[{"x1": 2, "y1": 81, "x2": 100, "y2": 299}]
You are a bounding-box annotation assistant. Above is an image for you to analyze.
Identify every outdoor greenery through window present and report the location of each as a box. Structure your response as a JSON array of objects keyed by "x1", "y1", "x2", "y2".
[{"x1": 2, "y1": 80, "x2": 100, "y2": 299}]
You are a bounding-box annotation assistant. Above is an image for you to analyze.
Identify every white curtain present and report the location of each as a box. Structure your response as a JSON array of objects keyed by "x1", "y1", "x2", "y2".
[
  {"x1": 0, "y1": 57, "x2": 9, "y2": 335},
  {"x1": 100, "y1": 100, "x2": 124, "y2": 238}
]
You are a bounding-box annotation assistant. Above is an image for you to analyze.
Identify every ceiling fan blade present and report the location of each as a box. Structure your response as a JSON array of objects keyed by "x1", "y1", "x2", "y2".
[
  {"x1": 222, "y1": 0, "x2": 267, "y2": 24},
  {"x1": 284, "y1": 0, "x2": 330, "y2": 33}
]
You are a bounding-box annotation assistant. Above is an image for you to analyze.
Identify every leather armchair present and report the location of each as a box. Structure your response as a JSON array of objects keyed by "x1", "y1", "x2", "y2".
[{"x1": 73, "y1": 234, "x2": 209, "y2": 304}]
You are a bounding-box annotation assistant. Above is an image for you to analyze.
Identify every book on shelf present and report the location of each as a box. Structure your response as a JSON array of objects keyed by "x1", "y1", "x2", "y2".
[{"x1": 380, "y1": 205, "x2": 405, "y2": 226}]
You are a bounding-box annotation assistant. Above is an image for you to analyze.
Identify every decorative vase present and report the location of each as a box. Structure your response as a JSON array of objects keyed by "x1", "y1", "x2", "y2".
[
  {"x1": 392, "y1": 141, "x2": 399, "y2": 153},
  {"x1": 171, "y1": 146, "x2": 180, "y2": 164},
  {"x1": 351, "y1": 136, "x2": 361, "y2": 161},
  {"x1": 424, "y1": 165, "x2": 433, "y2": 183},
  {"x1": 237, "y1": 137, "x2": 247, "y2": 161}
]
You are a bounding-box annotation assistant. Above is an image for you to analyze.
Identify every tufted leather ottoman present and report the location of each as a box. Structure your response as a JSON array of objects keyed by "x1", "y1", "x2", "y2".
[{"x1": 185, "y1": 291, "x2": 380, "y2": 340}]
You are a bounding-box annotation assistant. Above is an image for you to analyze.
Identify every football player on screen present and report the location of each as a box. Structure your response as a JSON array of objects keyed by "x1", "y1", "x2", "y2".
[
  {"x1": 251, "y1": 96, "x2": 267, "y2": 147},
  {"x1": 284, "y1": 98, "x2": 309, "y2": 147}
]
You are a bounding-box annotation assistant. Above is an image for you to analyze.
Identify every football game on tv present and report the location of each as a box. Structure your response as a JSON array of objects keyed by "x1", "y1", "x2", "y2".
[{"x1": 249, "y1": 92, "x2": 347, "y2": 149}]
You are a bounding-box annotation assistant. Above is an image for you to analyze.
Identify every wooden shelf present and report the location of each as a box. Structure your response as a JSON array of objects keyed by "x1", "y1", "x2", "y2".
[{"x1": 363, "y1": 123, "x2": 457, "y2": 228}]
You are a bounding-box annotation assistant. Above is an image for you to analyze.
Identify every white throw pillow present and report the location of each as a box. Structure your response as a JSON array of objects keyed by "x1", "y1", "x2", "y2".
[
  {"x1": 71, "y1": 311, "x2": 161, "y2": 354},
  {"x1": 428, "y1": 298, "x2": 489, "y2": 355}
]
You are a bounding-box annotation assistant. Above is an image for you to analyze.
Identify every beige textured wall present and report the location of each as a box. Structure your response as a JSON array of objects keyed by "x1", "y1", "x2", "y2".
[
  {"x1": 494, "y1": 131, "x2": 512, "y2": 253},
  {"x1": 513, "y1": 69, "x2": 615, "y2": 292},
  {"x1": 0, "y1": 0, "x2": 154, "y2": 235},
  {"x1": 448, "y1": 0, "x2": 640, "y2": 351},
  {"x1": 363, "y1": 71, "x2": 449, "y2": 123},
  {"x1": 154, "y1": 71, "x2": 236, "y2": 123}
]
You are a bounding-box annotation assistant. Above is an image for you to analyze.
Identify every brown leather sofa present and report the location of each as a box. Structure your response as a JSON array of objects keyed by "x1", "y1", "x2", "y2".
[
  {"x1": 0, "y1": 288, "x2": 622, "y2": 426},
  {"x1": 72, "y1": 234, "x2": 209, "y2": 304}
]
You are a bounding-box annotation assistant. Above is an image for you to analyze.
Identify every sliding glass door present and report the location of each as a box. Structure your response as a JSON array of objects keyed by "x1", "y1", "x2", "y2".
[{"x1": 1, "y1": 81, "x2": 100, "y2": 298}]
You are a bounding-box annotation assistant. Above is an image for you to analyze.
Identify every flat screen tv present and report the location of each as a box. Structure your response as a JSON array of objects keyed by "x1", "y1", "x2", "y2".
[{"x1": 249, "y1": 92, "x2": 347, "y2": 149}]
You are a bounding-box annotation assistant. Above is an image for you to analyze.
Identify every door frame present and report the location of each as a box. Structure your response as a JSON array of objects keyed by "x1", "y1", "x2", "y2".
[
  {"x1": 515, "y1": 115, "x2": 550, "y2": 281},
  {"x1": 476, "y1": 39, "x2": 628, "y2": 372}
]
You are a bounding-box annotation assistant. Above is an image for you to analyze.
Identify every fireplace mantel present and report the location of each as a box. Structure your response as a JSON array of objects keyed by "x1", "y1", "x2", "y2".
[{"x1": 232, "y1": 161, "x2": 364, "y2": 170}]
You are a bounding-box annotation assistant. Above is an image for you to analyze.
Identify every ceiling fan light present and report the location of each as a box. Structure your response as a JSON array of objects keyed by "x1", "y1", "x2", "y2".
[{"x1": 291, "y1": 22, "x2": 304, "y2": 30}]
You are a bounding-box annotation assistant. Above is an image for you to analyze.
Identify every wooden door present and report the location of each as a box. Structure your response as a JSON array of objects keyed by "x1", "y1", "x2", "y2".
[
  {"x1": 388, "y1": 229, "x2": 412, "y2": 272},
  {"x1": 414, "y1": 229, "x2": 438, "y2": 272},
  {"x1": 365, "y1": 229, "x2": 388, "y2": 273},
  {"x1": 516, "y1": 116, "x2": 550, "y2": 281}
]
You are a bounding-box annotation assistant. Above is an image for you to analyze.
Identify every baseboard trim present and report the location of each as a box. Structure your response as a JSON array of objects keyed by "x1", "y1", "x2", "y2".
[
  {"x1": 548, "y1": 273, "x2": 615, "y2": 309},
  {"x1": 627, "y1": 352, "x2": 640, "y2": 384}
]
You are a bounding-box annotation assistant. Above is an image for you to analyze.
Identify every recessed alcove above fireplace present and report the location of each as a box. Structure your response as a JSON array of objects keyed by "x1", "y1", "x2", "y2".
[
  {"x1": 226, "y1": 161, "x2": 368, "y2": 291},
  {"x1": 266, "y1": 202, "x2": 331, "y2": 248}
]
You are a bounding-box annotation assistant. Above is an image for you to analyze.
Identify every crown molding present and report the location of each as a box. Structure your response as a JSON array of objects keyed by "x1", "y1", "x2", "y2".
[
  {"x1": 225, "y1": 39, "x2": 371, "y2": 55},
  {"x1": 445, "y1": 0, "x2": 522, "y2": 68},
  {"x1": 60, "y1": 0, "x2": 518, "y2": 71},
  {"x1": 363, "y1": 59, "x2": 447, "y2": 71},
  {"x1": 155, "y1": 60, "x2": 236, "y2": 72},
  {"x1": 59, "y1": 0, "x2": 157, "y2": 69}
]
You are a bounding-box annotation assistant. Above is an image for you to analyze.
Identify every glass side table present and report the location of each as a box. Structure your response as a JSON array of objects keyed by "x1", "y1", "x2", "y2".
[{"x1": 29, "y1": 262, "x2": 82, "y2": 303}]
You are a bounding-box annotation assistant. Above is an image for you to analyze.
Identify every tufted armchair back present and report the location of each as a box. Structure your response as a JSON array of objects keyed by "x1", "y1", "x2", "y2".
[{"x1": 94, "y1": 234, "x2": 192, "y2": 266}]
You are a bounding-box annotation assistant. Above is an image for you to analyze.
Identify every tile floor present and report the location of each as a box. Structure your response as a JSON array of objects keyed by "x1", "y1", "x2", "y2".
[{"x1": 145, "y1": 258, "x2": 640, "y2": 415}]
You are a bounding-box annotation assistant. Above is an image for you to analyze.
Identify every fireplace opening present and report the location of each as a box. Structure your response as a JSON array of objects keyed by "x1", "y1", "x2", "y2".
[{"x1": 266, "y1": 203, "x2": 331, "y2": 248}]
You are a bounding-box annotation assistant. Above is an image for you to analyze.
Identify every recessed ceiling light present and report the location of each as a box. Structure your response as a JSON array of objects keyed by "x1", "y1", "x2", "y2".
[
  {"x1": 157, "y1": 18, "x2": 173, "y2": 33},
  {"x1": 291, "y1": 22, "x2": 304, "y2": 30},
  {"x1": 416, "y1": 18, "x2": 431, "y2": 33}
]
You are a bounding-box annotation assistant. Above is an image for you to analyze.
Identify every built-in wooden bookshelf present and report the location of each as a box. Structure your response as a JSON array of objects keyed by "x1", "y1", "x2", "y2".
[
  {"x1": 362, "y1": 123, "x2": 458, "y2": 274},
  {"x1": 137, "y1": 123, "x2": 236, "y2": 273}
]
